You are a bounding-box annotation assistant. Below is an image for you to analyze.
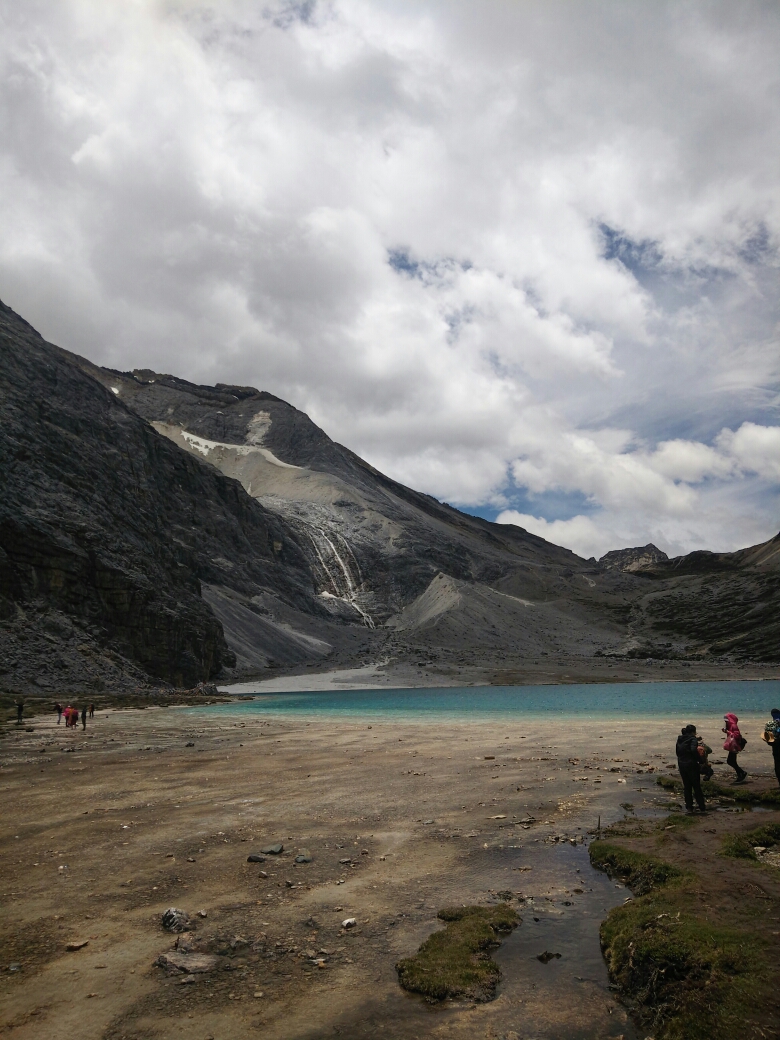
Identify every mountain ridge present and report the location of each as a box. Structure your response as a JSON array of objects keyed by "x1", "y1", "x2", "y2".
[{"x1": 1, "y1": 297, "x2": 779, "y2": 697}]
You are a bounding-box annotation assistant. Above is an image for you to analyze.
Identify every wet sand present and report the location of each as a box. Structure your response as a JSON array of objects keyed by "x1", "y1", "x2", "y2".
[{"x1": 0, "y1": 706, "x2": 774, "y2": 1039}]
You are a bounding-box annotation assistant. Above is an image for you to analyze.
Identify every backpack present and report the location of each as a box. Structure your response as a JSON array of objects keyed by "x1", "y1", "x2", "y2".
[{"x1": 738, "y1": 735, "x2": 747, "y2": 750}]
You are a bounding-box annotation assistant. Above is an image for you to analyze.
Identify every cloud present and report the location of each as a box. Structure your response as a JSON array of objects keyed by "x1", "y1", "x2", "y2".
[{"x1": 0, "y1": 0, "x2": 778, "y2": 558}]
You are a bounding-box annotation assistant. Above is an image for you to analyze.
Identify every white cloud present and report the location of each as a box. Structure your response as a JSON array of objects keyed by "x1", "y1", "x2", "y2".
[{"x1": 0, "y1": 0, "x2": 778, "y2": 558}]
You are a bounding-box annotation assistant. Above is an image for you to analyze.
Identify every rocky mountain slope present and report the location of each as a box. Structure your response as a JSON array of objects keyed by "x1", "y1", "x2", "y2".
[
  {"x1": 1, "y1": 297, "x2": 778, "y2": 696},
  {"x1": 0, "y1": 300, "x2": 333, "y2": 692}
]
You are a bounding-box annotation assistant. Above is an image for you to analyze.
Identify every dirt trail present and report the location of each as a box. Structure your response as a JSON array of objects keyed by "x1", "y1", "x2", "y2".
[{"x1": 1, "y1": 706, "x2": 775, "y2": 1039}]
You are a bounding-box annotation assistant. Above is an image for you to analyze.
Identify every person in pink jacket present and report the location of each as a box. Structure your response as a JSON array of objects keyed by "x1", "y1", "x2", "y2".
[{"x1": 722, "y1": 712, "x2": 747, "y2": 783}]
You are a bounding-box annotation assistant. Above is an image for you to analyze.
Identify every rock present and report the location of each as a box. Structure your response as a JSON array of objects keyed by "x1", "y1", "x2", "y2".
[
  {"x1": 197, "y1": 910, "x2": 208, "y2": 918},
  {"x1": 8, "y1": 963, "x2": 22, "y2": 972},
  {"x1": 258, "y1": 870, "x2": 268, "y2": 878},
  {"x1": 537, "y1": 951, "x2": 562, "y2": 964},
  {"x1": 155, "y1": 952, "x2": 218, "y2": 974},
  {"x1": 260, "y1": 843, "x2": 284, "y2": 855},
  {"x1": 342, "y1": 918, "x2": 357, "y2": 929},
  {"x1": 295, "y1": 850, "x2": 313, "y2": 863},
  {"x1": 247, "y1": 854, "x2": 266, "y2": 863},
  {"x1": 66, "y1": 941, "x2": 89, "y2": 951},
  {"x1": 339, "y1": 857, "x2": 352, "y2": 865},
  {"x1": 185, "y1": 742, "x2": 195, "y2": 747},
  {"x1": 161, "y1": 908, "x2": 193, "y2": 933}
]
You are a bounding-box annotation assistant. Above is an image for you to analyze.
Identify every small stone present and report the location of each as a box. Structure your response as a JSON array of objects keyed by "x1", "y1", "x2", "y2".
[
  {"x1": 260, "y1": 843, "x2": 284, "y2": 855},
  {"x1": 342, "y1": 918, "x2": 357, "y2": 929},
  {"x1": 295, "y1": 850, "x2": 313, "y2": 863},
  {"x1": 179, "y1": 974, "x2": 197, "y2": 984},
  {"x1": 185, "y1": 742, "x2": 195, "y2": 747},
  {"x1": 247, "y1": 854, "x2": 266, "y2": 863},
  {"x1": 187, "y1": 857, "x2": 196, "y2": 863},
  {"x1": 339, "y1": 857, "x2": 352, "y2": 865},
  {"x1": 161, "y1": 908, "x2": 192, "y2": 933},
  {"x1": 258, "y1": 870, "x2": 268, "y2": 878},
  {"x1": 537, "y1": 951, "x2": 562, "y2": 964},
  {"x1": 253, "y1": 991, "x2": 264, "y2": 998},
  {"x1": 66, "y1": 940, "x2": 89, "y2": 951},
  {"x1": 197, "y1": 910, "x2": 207, "y2": 918},
  {"x1": 8, "y1": 963, "x2": 22, "y2": 972},
  {"x1": 155, "y1": 952, "x2": 218, "y2": 974},
  {"x1": 285, "y1": 880, "x2": 293, "y2": 888}
]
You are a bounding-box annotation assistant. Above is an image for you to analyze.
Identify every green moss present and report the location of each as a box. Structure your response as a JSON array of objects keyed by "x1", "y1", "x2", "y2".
[
  {"x1": 659, "y1": 812, "x2": 700, "y2": 830},
  {"x1": 589, "y1": 841, "x2": 684, "y2": 894},
  {"x1": 657, "y1": 774, "x2": 780, "y2": 808},
  {"x1": 600, "y1": 889, "x2": 767, "y2": 1040},
  {"x1": 591, "y1": 839, "x2": 775, "y2": 1038},
  {"x1": 721, "y1": 822, "x2": 780, "y2": 860},
  {"x1": 396, "y1": 903, "x2": 519, "y2": 1002}
]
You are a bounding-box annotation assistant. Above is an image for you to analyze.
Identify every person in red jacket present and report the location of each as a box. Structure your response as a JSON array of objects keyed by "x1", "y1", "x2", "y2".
[{"x1": 722, "y1": 712, "x2": 747, "y2": 783}]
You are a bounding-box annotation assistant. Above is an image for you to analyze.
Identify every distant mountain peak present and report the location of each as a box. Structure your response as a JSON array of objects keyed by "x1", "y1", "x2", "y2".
[{"x1": 598, "y1": 543, "x2": 669, "y2": 573}]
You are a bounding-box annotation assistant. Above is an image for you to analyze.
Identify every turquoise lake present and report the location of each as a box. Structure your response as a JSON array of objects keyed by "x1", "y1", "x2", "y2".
[{"x1": 198, "y1": 679, "x2": 780, "y2": 719}]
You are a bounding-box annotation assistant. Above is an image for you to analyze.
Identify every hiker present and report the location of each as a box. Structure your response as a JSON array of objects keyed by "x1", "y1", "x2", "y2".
[
  {"x1": 88, "y1": 704, "x2": 95, "y2": 719},
  {"x1": 81, "y1": 706, "x2": 87, "y2": 731},
  {"x1": 761, "y1": 708, "x2": 780, "y2": 787},
  {"x1": 55, "y1": 701, "x2": 63, "y2": 724},
  {"x1": 64, "y1": 705, "x2": 74, "y2": 728},
  {"x1": 722, "y1": 712, "x2": 747, "y2": 783},
  {"x1": 697, "y1": 735, "x2": 714, "y2": 781},
  {"x1": 16, "y1": 700, "x2": 24, "y2": 724},
  {"x1": 676, "y1": 724, "x2": 706, "y2": 813}
]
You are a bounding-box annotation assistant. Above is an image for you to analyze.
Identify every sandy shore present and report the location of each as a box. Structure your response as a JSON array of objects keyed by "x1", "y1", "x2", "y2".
[
  {"x1": 225, "y1": 657, "x2": 780, "y2": 693},
  {"x1": 1, "y1": 705, "x2": 775, "y2": 1039}
]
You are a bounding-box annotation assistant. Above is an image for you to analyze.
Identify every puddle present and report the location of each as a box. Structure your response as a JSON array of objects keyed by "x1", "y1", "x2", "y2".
[
  {"x1": 493, "y1": 842, "x2": 639, "y2": 1039},
  {"x1": 321, "y1": 840, "x2": 638, "y2": 1040}
]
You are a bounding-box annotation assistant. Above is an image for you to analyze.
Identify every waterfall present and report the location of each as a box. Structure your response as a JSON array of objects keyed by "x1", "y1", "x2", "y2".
[{"x1": 303, "y1": 526, "x2": 374, "y2": 628}]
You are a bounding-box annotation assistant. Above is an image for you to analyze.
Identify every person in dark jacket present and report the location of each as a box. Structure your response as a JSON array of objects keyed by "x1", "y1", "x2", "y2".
[{"x1": 676, "y1": 724, "x2": 706, "y2": 813}]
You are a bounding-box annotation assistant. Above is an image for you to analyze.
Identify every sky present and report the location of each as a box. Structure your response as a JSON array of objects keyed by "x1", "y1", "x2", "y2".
[{"x1": 1, "y1": 0, "x2": 779, "y2": 560}]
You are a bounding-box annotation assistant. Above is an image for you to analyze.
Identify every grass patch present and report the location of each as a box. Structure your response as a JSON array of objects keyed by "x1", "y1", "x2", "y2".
[
  {"x1": 591, "y1": 839, "x2": 777, "y2": 1038},
  {"x1": 600, "y1": 887, "x2": 768, "y2": 1040},
  {"x1": 395, "y1": 903, "x2": 519, "y2": 1002},
  {"x1": 721, "y1": 822, "x2": 780, "y2": 860},
  {"x1": 589, "y1": 841, "x2": 684, "y2": 895},
  {"x1": 657, "y1": 774, "x2": 780, "y2": 808}
]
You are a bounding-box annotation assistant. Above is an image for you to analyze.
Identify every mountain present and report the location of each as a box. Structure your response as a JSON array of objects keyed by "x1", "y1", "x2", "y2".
[
  {"x1": 626, "y1": 534, "x2": 780, "y2": 661},
  {"x1": 0, "y1": 300, "x2": 324, "y2": 692},
  {"x1": 1, "y1": 297, "x2": 778, "y2": 697},
  {"x1": 599, "y1": 544, "x2": 669, "y2": 572}
]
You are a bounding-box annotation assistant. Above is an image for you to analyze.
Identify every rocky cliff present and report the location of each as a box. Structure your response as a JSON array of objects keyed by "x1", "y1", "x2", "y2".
[{"x1": 0, "y1": 300, "x2": 321, "y2": 691}]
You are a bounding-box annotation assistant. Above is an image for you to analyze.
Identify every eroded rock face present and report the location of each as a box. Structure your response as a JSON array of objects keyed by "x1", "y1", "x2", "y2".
[
  {"x1": 0, "y1": 299, "x2": 317, "y2": 688},
  {"x1": 599, "y1": 544, "x2": 669, "y2": 572}
]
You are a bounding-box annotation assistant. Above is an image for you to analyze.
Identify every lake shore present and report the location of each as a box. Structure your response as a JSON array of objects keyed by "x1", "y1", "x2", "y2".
[
  {"x1": 2, "y1": 704, "x2": 778, "y2": 1039},
  {"x1": 226, "y1": 655, "x2": 780, "y2": 694}
]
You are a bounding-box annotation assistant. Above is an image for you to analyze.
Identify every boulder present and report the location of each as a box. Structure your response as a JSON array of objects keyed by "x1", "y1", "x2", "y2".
[{"x1": 155, "y1": 952, "x2": 218, "y2": 974}]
